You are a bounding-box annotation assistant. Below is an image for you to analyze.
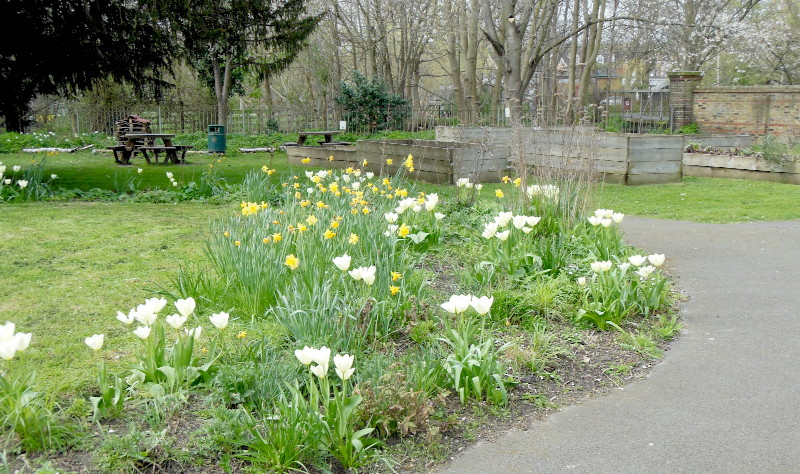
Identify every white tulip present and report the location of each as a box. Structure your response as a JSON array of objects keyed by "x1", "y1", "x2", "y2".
[
  {"x1": 0, "y1": 322, "x2": 14, "y2": 342},
  {"x1": 135, "y1": 306, "x2": 157, "y2": 326},
  {"x1": 165, "y1": 314, "x2": 188, "y2": 329},
  {"x1": 12, "y1": 165, "x2": 21, "y2": 172},
  {"x1": 495, "y1": 212, "x2": 514, "y2": 227},
  {"x1": 334, "y1": 353, "x2": 356, "y2": 380},
  {"x1": 512, "y1": 215, "x2": 528, "y2": 229},
  {"x1": 0, "y1": 340, "x2": 17, "y2": 360},
  {"x1": 637, "y1": 265, "x2": 656, "y2": 278},
  {"x1": 648, "y1": 254, "x2": 666, "y2": 267},
  {"x1": 361, "y1": 266, "x2": 377, "y2": 286},
  {"x1": 351, "y1": 182, "x2": 361, "y2": 191},
  {"x1": 209, "y1": 312, "x2": 229, "y2": 329},
  {"x1": 619, "y1": 263, "x2": 631, "y2": 273},
  {"x1": 588, "y1": 216, "x2": 601, "y2": 226},
  {"x1": 628, "y1": 255, "x2": 647, "y2": 266},
  {"x1": 185, "y1": 326, "x2": 203, "y2": 339},
  {"x1": 365, "y1": 172, "x2": 374, "y2": 179},
  {"x1": 13, "y1": 332, "x2": 31, "y2": 352},
  {"x1": 3, "y1": 179, "x2": 10, "y2": 185},
  {"x1": 435, "y1": 212, "x2": 445, "y2": 220},
  {"x1": 521, "y1": 227, "x2": 532, "y2": 233},
  {"x1": 425, "y1": 193, "x2": 439, "y2": 211},
  {"x1": 175, "y1": 297, "x2": 196, "y2": 318},
  {"x1": 525, "y1": 216, "x2": 541, "y2": 227},
  {"x1": 348, "y1": 267, "x2": 363, "y2": 281},
  {"x1": 312, "y1": 346, "x2": 331, "y2": 370},
  {"x1": 481, "y1": 222, "x2": 499, "y2": 239},
  {"x1": 612, "y1": 212, "x2": 624, "y2": 224},
  {"x1": 384, "y1": 212, "x2": 399, "y2": 224},
  {"x1": 600, "y1": 218, "x2": 612, "y2": 228},
  {"x1": 116, "y1": 309, "x2": 136, "y2": 325},
  {"x1": 594, "y1": 209, "x2": 607, "y2": 218},
  {"x1": 294, "y1": 346, "x2": 314, "y2": 365},
  {"x1": 495, "y1": 230, "x2": 510, "y2": 241},
  {"x1": 84, "y1": 334, "x2": 104, "y2": 351},
  {"x1": 17, "y1": 180, "x2": 28, "y2": 189},
  {"x1": 133, "y1": 326, "x2": 151, "y2": 339},
  {"x1": 469, "y1": 295, "x2": 494, "y2": 315},
  {"x1": 50, "y1": 174, "x2": 58, "y2": 180},
  {"x1": 577, "y1": 277, "x2": 587, "y2": 286},
  {"x1": 441, "y1": 294, "x2": 472, "y2": 314},
  {"x1": 310, "y1": 364, "x2": 327, "y2": 379},
  {"x1": 333, "y1": 254, "x2": 352, "y2": 271},
  {"x1": 475, "y1": 183, "x2": 483, "y2": 191},
  {"x1": 166, "y1": 172, "x2": 174, "y2": 179},
  {"x1": 591, "y1": 261, "x2": 613, "y2": 273},
  {"x1": 145, "y1": 297, "x2": 167, "y2": 314}
]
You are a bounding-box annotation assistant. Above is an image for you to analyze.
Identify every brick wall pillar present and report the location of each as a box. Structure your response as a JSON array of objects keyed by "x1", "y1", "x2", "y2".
[{"x1": 668, "y1": 71, "x2": 703, "y2": 130}]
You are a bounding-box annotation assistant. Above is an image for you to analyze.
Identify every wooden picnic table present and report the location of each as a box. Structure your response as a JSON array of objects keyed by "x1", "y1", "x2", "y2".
[
  {"x1": 110, "y1": 133, "x2": 192, "y2": 165},
  {"x1": 295, "y1": 130, "x2": 341, "y2": 145}
]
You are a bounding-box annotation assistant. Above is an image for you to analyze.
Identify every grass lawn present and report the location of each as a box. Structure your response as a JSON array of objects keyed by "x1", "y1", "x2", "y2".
[{"x1": 0, "y1": 202, "x2": 226, "y2": 395}]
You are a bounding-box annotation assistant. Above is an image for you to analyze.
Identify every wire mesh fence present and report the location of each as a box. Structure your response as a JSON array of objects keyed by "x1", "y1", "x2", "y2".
[{"x1": 26, "y1": 91, "x2": 672, "y2": 136}]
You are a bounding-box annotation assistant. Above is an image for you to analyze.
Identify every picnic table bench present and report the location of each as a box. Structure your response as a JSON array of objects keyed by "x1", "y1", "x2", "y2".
[
  {"x1": 108, "y1": 133, "x2": 193, "y2": 165},
  {"x1": 285, "y1": 130, "x2": 343, "y2": 147}
]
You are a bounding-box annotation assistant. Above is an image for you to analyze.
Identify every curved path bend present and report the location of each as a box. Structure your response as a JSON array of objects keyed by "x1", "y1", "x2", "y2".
[{"x1": 438, "y1": 217, "x2": 800, "y2": 473}]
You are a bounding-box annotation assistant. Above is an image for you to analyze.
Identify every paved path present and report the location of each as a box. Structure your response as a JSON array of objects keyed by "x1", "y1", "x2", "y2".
[{"x1": 438, "y1": 217, "x2": 800, "y2": 473}]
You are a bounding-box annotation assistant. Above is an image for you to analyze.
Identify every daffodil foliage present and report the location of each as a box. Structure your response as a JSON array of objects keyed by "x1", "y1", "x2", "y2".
[{"x1": 203, "y1": 164, "x2": 444, "y2": 351}]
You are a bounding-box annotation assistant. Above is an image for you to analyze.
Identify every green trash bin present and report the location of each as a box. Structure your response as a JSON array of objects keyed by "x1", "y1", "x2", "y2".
[{"x1": 208, "y1": 124, "x2": 226, "y2": 154}]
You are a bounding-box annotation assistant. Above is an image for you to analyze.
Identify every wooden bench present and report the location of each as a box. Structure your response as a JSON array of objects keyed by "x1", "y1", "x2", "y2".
[
  {"x1": 108, "y1": 145, "x2": 135, "y2": 164},
  {"x1": 140, "y1": 145, "x2": 193, "y2": 164}
]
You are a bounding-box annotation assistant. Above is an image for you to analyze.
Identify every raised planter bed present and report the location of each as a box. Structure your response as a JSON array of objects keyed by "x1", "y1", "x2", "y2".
[{"x1": 683, "y1": 153, "x2": 800, "y2": 184}]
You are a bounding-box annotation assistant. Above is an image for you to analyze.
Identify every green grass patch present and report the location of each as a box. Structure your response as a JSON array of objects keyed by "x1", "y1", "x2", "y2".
[
  {"x1": 0, "y1": 202, "x2": 223, "y2": 395},
  {"x1": 593, "y1": 176, "x2": 800, "y2": 223}
]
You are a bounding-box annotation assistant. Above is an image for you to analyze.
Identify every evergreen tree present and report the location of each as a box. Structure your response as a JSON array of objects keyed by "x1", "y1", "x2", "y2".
[{"x1": 0, "y1": 0, "x2": 176, "y2": 132}]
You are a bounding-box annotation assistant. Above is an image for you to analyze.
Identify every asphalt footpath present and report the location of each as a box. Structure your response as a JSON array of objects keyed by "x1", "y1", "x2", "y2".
[{"x1": 437, "y1": 217, "x2": 800, "y2": 473}]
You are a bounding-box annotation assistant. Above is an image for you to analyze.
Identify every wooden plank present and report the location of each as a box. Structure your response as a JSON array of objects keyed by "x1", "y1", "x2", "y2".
[
  {"x1": 628, "y1": 136, "x2": 684, "y2": 149},
  {"x1": 628, "y1": 160, "x2": 682, "y2": 174},
  {"x1": 628, "y1": 148, "x2": 682, "y2": 162},
  {"x1": 682, "y1": 153, "x2": 799, "y2": 173},
  {"x1": 626, "y1": 173, "x2": 682, "y2": 185},
  {"x1": 683, "y1": 166, "x2": 800, "y2": 184}
]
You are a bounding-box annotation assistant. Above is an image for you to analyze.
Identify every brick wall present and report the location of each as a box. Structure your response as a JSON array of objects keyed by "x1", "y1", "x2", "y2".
[{"x1": 693, "y1": 86, "x2": 800, "y2": 139}]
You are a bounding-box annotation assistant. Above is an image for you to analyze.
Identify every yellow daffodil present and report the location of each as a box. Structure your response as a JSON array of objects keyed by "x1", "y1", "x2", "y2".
[
  {"x1": 501, "y1": 176, "x2": 511, "y2": 183},
  {"x1": 306, "y1": 215, "x2": 318, "y2": 226},
  {"x1": 329, "y1": 183, "x2": 339, "y2": 193},
  {"x1": 396, "y1": 188, "x2": 408, "y2": 197},
  {"x1": 285, "y1": 254, "x2": 300, "y2": 269},
  {"x1": 236, "y1": 331, "x2": 247, "y2": 339},
  {"x1": 298, "y1": 224, "x2": 308, "y2": 232},
  {"x1": 391, "y1": 271, "x2": 402, "y2": 281},
  {"x1": 312, "y1": 175, "x2": 322, "y2": 184},
  {"x1": 513, "y1": 177, "x2": 521, "y2": 186},
  {"x1": 350, "y1": 209, "x2": 358, "y2": 214},
  {"x1": 302, "y1": 157, "x2": 311, "y2": 164},
  {"x1": 272, "y1": 220, "x2": 280, "y2": 225},
  {"x1": 362, "y1": 159, "x2": 368, "y2": 166},
  {"x1": 288, "y1": 224, "x2": 296, "y2": 232},
  {"x1": 390, "y1": 285, "x2": 400, "y2": 296},
  {"x1": 273, "y1": 233, "x2": 282, "y2": 242},
  {"x1": 261, "y1": 165, "x2": 269, "y2": 172},
  {"x1": 345, "y1": 167, "x2": 354, "y2": 174},
  {"x1": 300, "y1": 200, "x2": 311, "y2": 207},
  {"x1": 282, "y1": 183, "x2": 288, "y2": 187},
  {"x1": 293, "y1": 183, "x2": 301, "y2": 189},
  {"x1": 323, "y1": 229, "x2": 336, "y2": 239},
  {"x1": 329, "y1": 155, "x2": 334, "y2": 161},
  {"x1": 386, "y1": 159, "x2": 393, "y2": 165},
  {"x1": 295, "y1": 191, "x2": 302, "y2": 199},
  {"x1": 496, "y1": 189, "x2": 504, "y2": 198},
  {"x1": 267, "y1": 169, "x2": 276, "y2": 175},
  {"x1": 362, "y1": 207, "x2": 370, "y2": 214},
  {"x1": 348, "y1": 233, "x2": 359, "y2": 244},
  {"x1": 330, "y1": 220, "x2": 339, "y2": 229},
  {"x1": 224, "y1": 231, "x2": 230, "y2": 238},
  {"x1": 398, "y1": 224, "x2": 410, "y2": 237},
  {"x1": 260, "y1": 202, "x2": 269, "y2": 209},
  {"x1": 234, "y1": 240, "x2": 241, "y2": 246},
  {"x1": 317, "y1": 201, "x2": 328, "y2": 209},
  {"x1": 263, "y1": 237, "x2": 271, "y2": 244}
]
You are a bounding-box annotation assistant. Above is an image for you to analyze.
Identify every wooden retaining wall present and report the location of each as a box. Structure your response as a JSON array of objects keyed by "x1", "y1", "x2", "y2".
[
  {"x1": 436, "y1": 127, "x2": 684, "y2": 185},
  {"x1": 683, "y1": 153, "x2": 800, "y2": 184}
]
